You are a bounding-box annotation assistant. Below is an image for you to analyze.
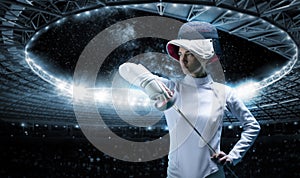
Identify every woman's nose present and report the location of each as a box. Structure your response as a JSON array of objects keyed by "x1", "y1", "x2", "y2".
[{"x1": 180, "y1": 55, "x2": 187, "y2": 64}]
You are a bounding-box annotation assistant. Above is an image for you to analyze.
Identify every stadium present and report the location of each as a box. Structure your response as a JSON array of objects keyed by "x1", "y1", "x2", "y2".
[{"x1": 0, "y1": 0, "x2": 299, "y2": 177}]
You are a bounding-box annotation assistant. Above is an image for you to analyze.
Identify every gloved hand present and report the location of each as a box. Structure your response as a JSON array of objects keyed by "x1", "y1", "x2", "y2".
[
  {"x1": 211, "y1": 151, "x2": 233, "y2": 166},
  {"x1": 119, "y1": 63, "x2": 176, "y2": 111}
]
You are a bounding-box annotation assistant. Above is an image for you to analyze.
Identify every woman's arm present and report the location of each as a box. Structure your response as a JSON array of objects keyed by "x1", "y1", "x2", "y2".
[
  {"x1": 119, "y1": 62, "x2": 176, "y2": 111},
  {"x1": 226, "y1": 88, "x2": 261, "y2": 166}
]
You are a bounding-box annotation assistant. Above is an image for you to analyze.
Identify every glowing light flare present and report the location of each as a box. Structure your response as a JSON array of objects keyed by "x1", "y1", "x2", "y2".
[
  {"x1": 57, "y1": 84, "x2": 73, "y2": 96},
  {"x1": 73, "y1": 85, "x2": 89, "y2": 100},
  {"x1": 127, "y1": 89, "x2": 148, "y2": 101},
  {"x1": 143, "y1": 100, "x2": 150, "y2": 107},
  {"x1": 129, "y1": 101, "x2": 135, "y2": 106},
  {"x1": 25, "y1": 56, "x2": 33, "y2": 63},
  {"x1": 164, "y1": 125, "x2": 169, "y2": 131},
  {"x1": 57, "y1": 81, "x2": 68, "y2": 90},
  {"x1": 25, "y1": 0, "x2": 33, "y2": 5},
  {"x1": 235, "y1": 81, "x2": 259, "y2": 101},
  {"x1": 94, "y1": 89, "x2": 110, "y2": 102},
  {"x1": 56, "y1": 20, "x2": 62, "y2": 24},
  {"x1": 204, "y1": 6, "x2": 211, "y2": 10}
]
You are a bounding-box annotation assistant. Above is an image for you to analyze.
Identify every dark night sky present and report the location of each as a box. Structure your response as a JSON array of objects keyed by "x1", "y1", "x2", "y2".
[{"x1": 26, "y1": 7, "x2": 288, "y2": 86}]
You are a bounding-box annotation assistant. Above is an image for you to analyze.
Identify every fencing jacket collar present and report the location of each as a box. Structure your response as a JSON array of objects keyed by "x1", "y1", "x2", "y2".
[{"x1": 182, "y1": 74, "x2": 213, "y2": 87}]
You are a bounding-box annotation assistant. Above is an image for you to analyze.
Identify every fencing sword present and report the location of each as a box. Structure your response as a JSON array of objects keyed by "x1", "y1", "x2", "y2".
[{"x1": 172, "y1": 104, "x2": 239, "y2": 178}]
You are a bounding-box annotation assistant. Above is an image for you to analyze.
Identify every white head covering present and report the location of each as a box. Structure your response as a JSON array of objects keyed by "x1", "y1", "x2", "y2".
[
  {"x1": 166, "y1": 21, "x2": 221, "y2": 62},
  {"x1": 167, "y1": 39, "x2": 215, "y2": 61}
]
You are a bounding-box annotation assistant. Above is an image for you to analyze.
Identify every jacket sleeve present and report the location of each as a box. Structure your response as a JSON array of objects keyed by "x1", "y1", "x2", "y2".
[{"x1": 226, "y1": 87, "x2": 260, "y2": 166}]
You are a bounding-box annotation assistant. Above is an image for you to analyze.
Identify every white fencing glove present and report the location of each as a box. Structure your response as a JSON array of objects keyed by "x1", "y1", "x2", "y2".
[{"x1": 119, "y1": 63, "x2": 176, "y2": 111}]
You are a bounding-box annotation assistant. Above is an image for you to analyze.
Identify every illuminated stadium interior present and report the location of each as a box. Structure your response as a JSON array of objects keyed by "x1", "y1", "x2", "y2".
[{"x1": 0, "y1": 0, "x2": 299, "y2": 177}]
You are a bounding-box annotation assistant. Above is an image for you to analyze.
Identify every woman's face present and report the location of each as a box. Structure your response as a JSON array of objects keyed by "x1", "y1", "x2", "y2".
[{"x1": 178, "y1": 47, "x2": 208, "y2": 78}]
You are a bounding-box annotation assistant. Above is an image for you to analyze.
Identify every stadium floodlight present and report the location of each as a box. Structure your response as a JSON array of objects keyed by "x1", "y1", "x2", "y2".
[
  {"x1": 235, "y1": 81, "x2": 259, "y2": 101},
  {"x1": 94, "y1": 89, "x2": 110, "y2": 102},
  {"x1": 73, "y1": 85, "x2": 88, "y2": 101}
]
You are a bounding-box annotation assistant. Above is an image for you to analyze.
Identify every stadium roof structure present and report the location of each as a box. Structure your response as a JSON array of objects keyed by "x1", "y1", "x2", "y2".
[{"x1": 0, "y1": 0, "x2": 299, "y2": 127}]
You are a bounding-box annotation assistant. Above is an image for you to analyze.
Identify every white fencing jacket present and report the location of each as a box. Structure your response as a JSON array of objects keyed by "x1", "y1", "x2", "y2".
[{"x1": 160, "y1": 75, "x2": 260, "y2": 178}]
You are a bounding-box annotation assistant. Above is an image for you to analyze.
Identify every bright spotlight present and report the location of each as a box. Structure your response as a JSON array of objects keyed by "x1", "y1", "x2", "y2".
[
  {"x1": 274, "y1": 70, "x2": 281, "y2": 75},
  {"x1": 235, "y1": 81, "x2": 259, "y2": 101},
  {"x1": 57, "y1": 82, "x2": 67, "y2": 90},
  {"x1": 130, "y1": 101, "x2": 135, "y2": 106},
  {"x1": 143, "y1": 101, "x2": 149, "y2": 107},
  {"x1": 94, "y1": 89, "x2": 109, "y2": 102},
  {"x1": 25, "y1": 57, "x2": 33, "y2": 63},
  {"x1": 204, "y1": 6, "x2": 211, "y2": 10},
  {"x1": 164, "y1": 125, "x2": 169, "y2": 131},
  {"x1": 73, "y1": 85, "x2": 88, "y2": 100}
]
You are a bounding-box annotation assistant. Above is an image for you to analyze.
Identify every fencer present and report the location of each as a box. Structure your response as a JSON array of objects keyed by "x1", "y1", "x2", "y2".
[{"x1": 119, "y1": 21, "x2": 260, "y2": 178}]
